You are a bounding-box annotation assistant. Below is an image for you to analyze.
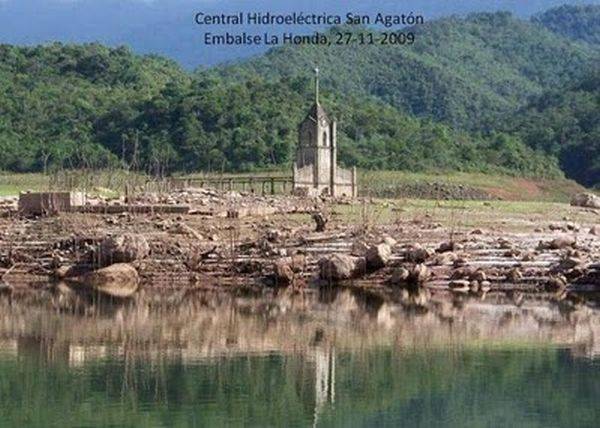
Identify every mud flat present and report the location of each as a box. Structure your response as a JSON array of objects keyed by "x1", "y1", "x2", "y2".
[{"x1": 0, "y1": 187, "x2": 599, "y2": 311}]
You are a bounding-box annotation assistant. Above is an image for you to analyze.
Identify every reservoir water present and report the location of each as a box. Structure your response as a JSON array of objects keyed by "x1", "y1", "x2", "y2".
[{"x1": 0, "y1": 289, "x2": 599, "y2": 427}]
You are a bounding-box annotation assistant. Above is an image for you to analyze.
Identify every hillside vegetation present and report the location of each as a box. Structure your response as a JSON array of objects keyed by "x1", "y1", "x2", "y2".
[
  {"x1": 509, "y1": 70, "x2": 600, "y2": 186},
  {"x1": 0, "y1": 40, "x2": 560, "y2": 178},
  {"x1": 1, "y1": 8, "x2": 599, "y2": 186},
  {"x1": 534, "y1": 4, "x2": 600, "y2": 46},
  {"x1": 217, "y1": 12, "x2": 598, "y2": 131}
]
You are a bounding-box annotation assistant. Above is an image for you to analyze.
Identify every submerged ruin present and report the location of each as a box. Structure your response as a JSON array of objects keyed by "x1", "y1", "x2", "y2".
[{"x1": 293, "y1": 69, "x2": 357, "y2": 198}]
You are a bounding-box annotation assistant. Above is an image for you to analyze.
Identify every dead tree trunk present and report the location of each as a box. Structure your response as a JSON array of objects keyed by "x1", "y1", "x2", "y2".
[{"x1": 312, "y1": 211, "x2": 328, "y2": 232}]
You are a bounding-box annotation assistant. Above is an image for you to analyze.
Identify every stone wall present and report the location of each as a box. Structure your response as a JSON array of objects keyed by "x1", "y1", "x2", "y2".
[
  {"x1": 293, "y1": 163, "x2": 357, "y2": 197},
  {"x1": 294, "y1": 164, "x2": 314, "y2": 187},
  {"x1": 335, "y1": 167, "x2": 357, "y2": 198},
  {"x1": 18, "y1": 192, "x2": 72, "y2": 216}
]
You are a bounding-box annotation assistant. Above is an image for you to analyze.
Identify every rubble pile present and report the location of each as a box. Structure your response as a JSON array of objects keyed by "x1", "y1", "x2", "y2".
[
  {"x1": 571, "y1": 192, "x2": 600, "y2": 209},
  {"x1": 0, "y1": 189, "x2": 599, "y2": 310},
  {"x1": 128, "y1": 187, "x2": 317, "y2": 218}
]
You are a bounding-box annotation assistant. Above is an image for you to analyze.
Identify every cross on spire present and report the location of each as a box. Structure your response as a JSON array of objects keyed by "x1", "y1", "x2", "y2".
[{"x1": 314, "y1": 67, "x2": 319, "y2": 104}]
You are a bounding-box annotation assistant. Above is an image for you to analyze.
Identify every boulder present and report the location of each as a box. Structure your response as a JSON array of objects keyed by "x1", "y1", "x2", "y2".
[
  {"x1": 451, "y1": 267, "x2": 475, "y2": 280},
  {"x1": 265, "y1": 229, "x2": 284, "y2": 243},
  {"x1": 274, "y1": 260, "x2": 294, "y2": 285},
  {"x1": 506, "y1": 268, "x2": 523, "y2": 282},
  {"x1": 570, "y1": 193, "x2": 600, "y2": 209},
  {"x1": 559, "y1": 256, "x2": 582, "y2": 271},
  {"x1": 273, "y1": 255, "x2": 306, "y2": 285},
  {"x1": 319, "y1": 254, "x2": 366, "y2": 281},
  {"x1": 71, "y1": 263, "x2": 139, "y2": 298},
  {"x1": 469, "y1": 270, "x2": 487, "y2": 282},
  {"x1": 404, "y1": 246, "x2": 432, "y2": 263},
  {"x1": 549, "y1": 223, "x2": 566, "y2": 232},
  {"x1": 432, "y1": 252, "x2": 458, "y2": 265},
  {"x1": 99, "y1": 233, "x2": 150, "y2": 265},
  {"x1": 497, "y1": 238, "x2": 513, "y2": 249},
  {"x1": 566, "y1": 222, "x2": 580, "y2": 232},
  {"x1": 350, "y1": 240, "x2": 369, "y2": 257},
  {"x1": 549, "y1": 236, "x2": 576, "y2": 250},
  {"x1": 469, "y1": 281, "x2": 481, "y2": 293},
  {"x1": 449, "y1": 280, "x2": 470, "y2": 293},
  {"x1": 545, "y1": 275, "x2": 567, "y2": 292},
  {"x1": 436, "y1": 241, "x2": 457, "y2": 253},
  {"x1": 590, "y1": 225, "x2": 600, "y2": 236},
  {"x1": 366, "y1": 243, "x2": 391, "y2": 270},
  {"x1": 390, "y1": 264, "x2": 430, "y2": 290},
  {"x1": 172, "y1": 222, "x2": 204, "y2": 240},
  {"x1": 538, "y1": 235, "x2": 576, "y2": 250},
  {"x1": 409, "y1": 264, "x2": 430, "y2": 284},
  {"x1": 54, "y1": 264, "x2": 92, "y2": 279},
  {"x1": 54, "y1": 265, "x2": 73, "y2": 279},
  {"x1": 480, "y1": 281, "x2": 492, "y2": 293},
  {"x1": 390, "y1": 267, "x2": 410, "y2": 285},
  {"x1": 382, "y1": 236, "x2": 397, "y2": 247}
]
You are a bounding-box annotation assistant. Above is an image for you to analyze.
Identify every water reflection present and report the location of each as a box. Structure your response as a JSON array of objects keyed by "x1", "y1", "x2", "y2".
[{"x1": 0, "y1": 290, "x2": 600, "y2": 427}]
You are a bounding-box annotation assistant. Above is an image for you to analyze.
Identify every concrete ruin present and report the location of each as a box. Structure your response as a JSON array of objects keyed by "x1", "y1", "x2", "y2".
[
  {"x1": 18, "y1": 192, "x2": 73, "y2": 216},
  {"x1": 293, "y1": 69, "x2": 357, "y2": 198}
]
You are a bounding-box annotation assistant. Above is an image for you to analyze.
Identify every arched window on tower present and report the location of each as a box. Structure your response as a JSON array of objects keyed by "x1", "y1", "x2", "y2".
[{"x1": 323, "y1": 131, "x2": 328, "y2": 147}]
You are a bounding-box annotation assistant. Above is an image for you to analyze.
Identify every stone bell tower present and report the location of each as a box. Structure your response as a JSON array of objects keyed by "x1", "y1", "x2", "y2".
[
  {"x1": 293, "y1": 68, "x2": 357, "y2": 198},
  {"x1": 294, "y1": 68, "x2": 338, "y2": 196}
]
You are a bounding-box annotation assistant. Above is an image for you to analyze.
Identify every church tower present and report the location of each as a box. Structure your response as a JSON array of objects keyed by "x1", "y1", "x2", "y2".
[
  {"x1": 293, "y1": 68, "x2": 356, "y2": 198},
  {"x1": 295, "y1": 68, "x2": 338, "y2": 196}
]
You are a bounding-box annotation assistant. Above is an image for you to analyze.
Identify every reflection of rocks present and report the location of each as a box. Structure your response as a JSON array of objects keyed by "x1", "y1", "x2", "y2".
[
  {"x1": 2, "y1": 291, "x2": 600, "y2": 364},
  {"x1": 351, "y1": 288, "x2": 385, "y2": 317},
  {"x1": 67, "y1": 263, "x2": 139, "y2": 298},
  {"x1": 16, "y1": 337, "x2": 70, "y2": 364},
  {"x1": 68, "y1": 345, "x2": 108, "y2": 367},
  {"x1": 318, "y1": 286, "x2": 341, "y2": 304},
  {"x1": 0, "y1": 339, "x2": 17, "y2": 356}
]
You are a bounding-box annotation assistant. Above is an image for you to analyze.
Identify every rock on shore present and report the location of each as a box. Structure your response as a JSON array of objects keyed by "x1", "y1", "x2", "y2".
[
  {"x1": 571, "y1": 193, "x2": 600, "y2": 209},
  {"x1": 366, "y1": 243, "x2": 391, "y2": 270},
  {"x1": 319, "y1": 254, "x2": 366, "y2": 281},
  {"x1": 99, "y1": 234, "x2": 150, "y2": 265},
  {"x1": 273, "y1": 254, "x2": 306, "y2": 285},
  {"x1": 70, "y1": 263, "x2": 139, "y2": 298}
]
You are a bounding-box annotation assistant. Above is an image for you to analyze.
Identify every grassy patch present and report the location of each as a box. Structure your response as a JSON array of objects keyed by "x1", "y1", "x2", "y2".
[
  {"x1": 357, "y1": 170, "x2": 585, "y2": 202},
  {"x1": 181, "y1": 170, "x2": 585, "y2": 202},
  {"x1": 0, "y1": 173, "x2": 47, "y2": 196},
  {"x1": 0, "y1": 170, "x2": 589, "y2": 203},
  {"x1": 0, "y1": 171, "x2": 150, "y2": 197},
  {"x1": 330, "y1": 198, "x2": 594, "y2": 232}
]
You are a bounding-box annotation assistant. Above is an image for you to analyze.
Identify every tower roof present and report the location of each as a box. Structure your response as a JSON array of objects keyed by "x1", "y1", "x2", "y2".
[
  {"x1": 305, "y1": 102, "x2": 330, "y2": 124},
  {"x1": 300, "y1": 67, "x2": 333, "y2": 126}
]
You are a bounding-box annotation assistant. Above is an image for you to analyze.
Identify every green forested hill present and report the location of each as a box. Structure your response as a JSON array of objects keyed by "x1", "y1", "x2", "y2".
[
  {"x1": 0, "y1": 43, "x2": 188, "y2": 171},
  {"x1": 2, "y1": 9, "x2": 600, "y2": 185},
  {"x1": 509, "y1": 70, "x2": 600, "y2": 186},
  {"x1": 534, "y1": 4, "x2": 600, "y2": 46},
  {"x1": 0, "y1": 42, "x2": 557, "y2": 178},
  {"x1": 217, "y1": 12, "x2": 598, "y2": 131}
]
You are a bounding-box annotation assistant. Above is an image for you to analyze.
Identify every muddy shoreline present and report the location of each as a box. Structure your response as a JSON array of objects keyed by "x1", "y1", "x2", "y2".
[{"x1": 1, "y1": 188, "x2": 599, "y2": 311}]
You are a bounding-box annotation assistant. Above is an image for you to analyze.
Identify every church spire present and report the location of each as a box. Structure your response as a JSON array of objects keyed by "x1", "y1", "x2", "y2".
[{"x1": 314, "y1": 67, "x2": 319, "y2": 104}]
